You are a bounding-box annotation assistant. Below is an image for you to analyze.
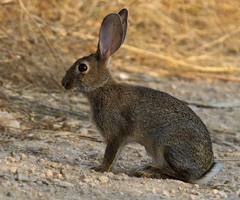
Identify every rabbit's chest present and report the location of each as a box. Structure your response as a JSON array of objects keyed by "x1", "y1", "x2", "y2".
[{"x1": 91, "y1": 104, "x2": 134, "y2": 138}]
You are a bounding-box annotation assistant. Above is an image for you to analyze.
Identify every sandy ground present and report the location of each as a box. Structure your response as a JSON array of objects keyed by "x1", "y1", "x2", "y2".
[{"x1": 0, "y1": 72, "x2": 240, "y2": 200}]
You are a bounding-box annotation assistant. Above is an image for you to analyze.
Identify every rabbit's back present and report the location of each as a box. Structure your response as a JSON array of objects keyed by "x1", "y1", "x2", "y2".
[{"x1": 86, "y1": 79, "x2": 210, "y2": 141}]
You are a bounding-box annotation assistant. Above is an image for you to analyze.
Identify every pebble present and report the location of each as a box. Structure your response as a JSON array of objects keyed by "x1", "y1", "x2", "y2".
[
  {"x1": 193, "y1": 184, "x2": 199, "y2": 189},
  {"x1": 17, "y1": 173, "x2": 29, "y2": 182},
  {"x1": 93, "y1": 190, "x2": 102, "y2": 197},
  {"x1": 88, "y1": 150, "x2": 99, "y2": 158},
  {"x1": 218, "y1": 191, "x2": 227, "y2": 198},
  {"x1": 119, "y1": 72, "x2": 129, "y2": 80},
  {"x1": 189, "y1": 194, "x2": 197, "y2": 200},
  {"x1": 191, "y1": 190, "x2": 200, "y2": 195},
  {"x1": 162, "y1": 190, "x2": 170, "y2": 197},
  {"x1": 98, "y1": 176, "x2": 109, "y2": 183},
  {"x1": 169, "y1": 189, "x2": 175, "y2": 195},
  {"x1": 55, "y1": 173, "x2": 63, "y2": 179},
  {"x1": 20, "y1": 154, "x2": 27, "y2": 161},
  {"x1": 9, "y1": 167, "x2": 17, "y2": 174},
  {"x1": 60, "y1": 168, "x2": 66, "y2": 176},
  {"x1": 58, "y1": 181, "x2": 74, "y2": 188},
  {"x1": 39, "y1": 173, "x2": 46, "y2": 179},
  {"x1": 46, "y1": 169, "x2": 53, "y2": 177},
  {"x1": 14, "y1": 155, "x2": 21, "y2": 162},
  {"x1": 6, "y1": 191, "x2": 14, "y2": 197},
  {"x1": 212, "y1": 189, "x2": 218, "y2": 195},
  {"x1": 35, "y1": 180, "x2": 43, "y2": 185},
  {"x1": 11, "y1": 151, "x2": 16, "y2": 156},
  {"x1": 83, "y1": 178, "x2": 92, "y2": 183},
  {"x1": 37, "y1": 193, "x2": 43, "y2": 197},
  {"x1": 7, "y1": 157, "x2": 15, "y2": 163},
  {"x1": 79, "y1": 174, "x2": 87, "y2": 181},
  {"x1": 28, "y1": 168, "x2": 35, "y2": 174}
]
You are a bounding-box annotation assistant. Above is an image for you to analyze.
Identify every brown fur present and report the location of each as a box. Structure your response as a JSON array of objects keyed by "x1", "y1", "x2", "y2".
[{"x1": 62, "y1": 9, "x2": 222, "y2": 184}]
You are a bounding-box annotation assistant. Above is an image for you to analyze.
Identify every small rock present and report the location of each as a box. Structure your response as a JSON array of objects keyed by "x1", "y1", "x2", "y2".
[
  {"x1": 106, "y1": 172, "x2": 114, "y2": 179},
  {"x1": 189, "y1": 194, "x2": 197, "y2": 200},
  {"x1": 88, "y1": 150, "x2": 99, "y2": 159},
  {"x1": 14, "y1": 155, "x2": 21, "y2": 162},
  {"x1": 169, "y1": 189, "x2": 175, "y2": 195},
  {"x1": 212, "y1": 189, "x2": 218, "y2": 195},
  {"x1": 98, "y1": 176, "x2": 109, "y2": 183},
  {"x1": 119, "y1": 72, "x2": 129, "y2": 80},
  {"x1": 20, "y1": 154, "x2": 27, "y2": 161},
  {"x1": 17, "y1": 173, "x2": 29, "y2": 182},
  {"x1": 93, "y1": 190, "x2": 102, "y2": 196},
  {"x1": 46, "y1": 169, "x2": 53, "y2": 177},
  {"x1": 39, "y1": 173, "x2": 46, "y2": 179},
  {"x1": 55, "y1": 173, "x2": 62, "y2": 179},
  {"x1": 191, "y1": 190, "x2": 200, "y2": 195},
  {"x1": 53, "y1": 179, "x2": 60, "y2": 183},
  {"x1": 89, "y1": 182, "x2": 96, "y2": 188},
  {"x1": 58, "y1": 181, "x2": 74, "y2": 188},
  {"x1": 162, "y1": 190, "x2": 170, "y2": 197},
  {"x1": 11, "y1": 151, "x2": 16, "y2": 156},
  {"x1": 39, "y1": 158, "x2": 46, "y2": 163},
  {"x1": 6, "y1": 191, "x2": 14, "y2": 197},
  {"x1": 35, "y1": 180, "x2": 42, "y2": 185},
  {"x1": 60, "y1": 168, "x2": 66, "y2": 177},
  {"x1": 28, "y1": 169, "x2": 34, "y2": 174},
  {"x1": 79, "y1": 174, "x2": 87, "y2": 181},
  {"x1": 9, "y1": 167, "x2": 17, "y2": 174},
  {"x1": 37, "y1": 193, "x2": 42, "y2": 197},
  {"x1": 83, "y1": 178, "x2": 92, "y2": 183},
  {"x1": 152, "y1": 188, "x2": 156, "y2": 194},
  {"x1": 193, "y1": 184, "x2": 199, "y2": 189},
  {"x1": 7, "y1": 157, "x2": 15, "y2": 163},
  {"x1": 218, "y1": 191, "x2": 227, "y2": 198}
]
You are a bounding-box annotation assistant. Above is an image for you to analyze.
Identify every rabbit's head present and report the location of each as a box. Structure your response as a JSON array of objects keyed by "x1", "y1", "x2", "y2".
[{"x1": 62, "y1": 9, "x2": 128, "y2": 93}]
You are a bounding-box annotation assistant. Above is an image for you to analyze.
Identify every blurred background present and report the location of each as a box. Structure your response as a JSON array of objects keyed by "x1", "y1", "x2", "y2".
[{"x1": 1, "y1": 0, "x2": 240, "y2": 92}]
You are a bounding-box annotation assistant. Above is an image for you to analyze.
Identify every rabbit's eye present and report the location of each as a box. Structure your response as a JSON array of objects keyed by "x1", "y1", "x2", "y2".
[{"x1": 78, "y1": 64, "x2": 88, "y2": 72}]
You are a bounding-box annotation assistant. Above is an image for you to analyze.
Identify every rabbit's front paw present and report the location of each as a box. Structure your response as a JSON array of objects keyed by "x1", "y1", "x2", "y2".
[{"x1": 89, "y1": 165, "x2": 106, "y2": 172}]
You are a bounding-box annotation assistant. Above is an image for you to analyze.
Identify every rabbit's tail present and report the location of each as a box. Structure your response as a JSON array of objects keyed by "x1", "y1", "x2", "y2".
[{"x1": 192, "y1": 162, "x2": 223, "y2": 185}]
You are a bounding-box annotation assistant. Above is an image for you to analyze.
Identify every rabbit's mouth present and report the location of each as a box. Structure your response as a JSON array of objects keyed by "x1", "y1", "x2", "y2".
[{"x1": 62, "y1": 79, "x2": 76, "y2": 90}]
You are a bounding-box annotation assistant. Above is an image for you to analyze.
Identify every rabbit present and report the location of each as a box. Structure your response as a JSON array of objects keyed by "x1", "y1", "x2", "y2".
[{"x1": 62, "y1": 8, "x2": 222, "y2": 184}]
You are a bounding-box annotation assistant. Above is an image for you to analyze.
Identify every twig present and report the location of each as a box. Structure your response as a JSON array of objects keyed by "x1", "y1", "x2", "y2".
[
  {"x1": 121, "y1": 44, "x2": 240, "y2": 73},
  {"x1": 218, "y1": 159, "x2": 240, "y2": 162},
  {"x1": 196, "y1": 25, "x2": 240, "y2": 52},
  {"x1": 183, "y1": 100, "x2": 240, "y2": 108},
  {"x1": 181, "y1": 72, "x2": 240, "y2": 82}
]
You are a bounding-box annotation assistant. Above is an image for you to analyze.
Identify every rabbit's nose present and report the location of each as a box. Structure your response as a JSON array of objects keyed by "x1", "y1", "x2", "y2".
[
  {"x1": 62, "y1": 76, "x2": 75, "y2": 90},
  {"x1": 62, "y1": 78, "x2": 65, "y2": 86},
  {"x1": 62, "y1": 77, "x2": 66, "y2": 87}
]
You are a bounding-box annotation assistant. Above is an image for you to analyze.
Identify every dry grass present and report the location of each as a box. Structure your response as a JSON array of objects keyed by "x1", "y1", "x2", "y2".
[{"x1": 1, "y1": 0, "x2": 240, "y2": 92}]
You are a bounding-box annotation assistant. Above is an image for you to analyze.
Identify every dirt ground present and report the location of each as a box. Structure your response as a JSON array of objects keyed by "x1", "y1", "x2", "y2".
[
  {"x1": 1, "y1": 1, "x2": 240, "y2": 199},
  {"x1": 1, "y1": 73, "x2": 240, "y2": 200}
]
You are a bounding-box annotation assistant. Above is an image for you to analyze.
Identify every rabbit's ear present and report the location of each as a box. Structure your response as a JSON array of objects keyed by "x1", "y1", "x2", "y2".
[
  {"x1": 99, "y1": 13, "x2": 123, "y2": 59},
  {"x1": 118, "y1": 8, "x2": 128, "y2": 44}
]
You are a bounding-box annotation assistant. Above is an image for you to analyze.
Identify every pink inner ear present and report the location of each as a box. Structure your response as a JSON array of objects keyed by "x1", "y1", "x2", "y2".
[
  {"x1": 100, "y1": 35, "x2": 111, "y2": 58},
  {"x1": 99, "y1": 13, "x2": 123, "y2": 59}
]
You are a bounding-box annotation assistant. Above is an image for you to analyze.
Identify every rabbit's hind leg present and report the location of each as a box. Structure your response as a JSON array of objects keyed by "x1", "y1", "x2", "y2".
[{"x1": 133, "y1": 163, "x2": 179, "y2": 180}]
